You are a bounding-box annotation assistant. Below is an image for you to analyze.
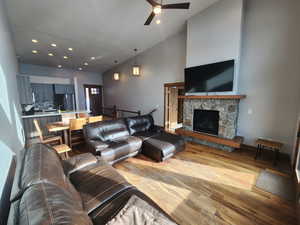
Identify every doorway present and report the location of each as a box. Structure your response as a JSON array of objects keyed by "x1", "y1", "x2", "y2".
[
  {"x1": 164, "y1": 82, "x2": 185, "y2": 132},
  {"x1": 84, "y1": 85, "x2": 103, "y2": 116}
]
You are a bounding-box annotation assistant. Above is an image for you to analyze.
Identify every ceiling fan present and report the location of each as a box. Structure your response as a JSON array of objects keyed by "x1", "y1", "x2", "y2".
[{"x1": 144, "y1": 0, "x2": 190, "y2": 25}]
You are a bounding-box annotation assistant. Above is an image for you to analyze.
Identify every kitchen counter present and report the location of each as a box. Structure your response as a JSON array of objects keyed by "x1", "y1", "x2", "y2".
[{"x1": 22, "y1": 110, "x2": 90, "y2": 119}]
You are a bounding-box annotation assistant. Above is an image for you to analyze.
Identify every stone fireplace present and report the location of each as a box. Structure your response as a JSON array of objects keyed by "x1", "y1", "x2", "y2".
[
  {"x1": 182, "y1": 98, "x2": 242, "y2": 151},
  {"x1": 193, "y1": 109, "x2": 219, "y2": 136}
]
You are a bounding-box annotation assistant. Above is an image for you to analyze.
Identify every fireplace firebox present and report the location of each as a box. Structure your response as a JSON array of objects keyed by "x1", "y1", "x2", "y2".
[{"x1": 193, "y1": 109, "x2": 219, "y2": 136}]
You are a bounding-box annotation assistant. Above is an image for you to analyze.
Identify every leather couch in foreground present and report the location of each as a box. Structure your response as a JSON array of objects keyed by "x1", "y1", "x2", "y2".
[
  {"x1": 83, "y1": 114, "x2": 185, "y2": 164},
  {"x1": 7, "y1": 144, "x2": 177, "y2": 225}
]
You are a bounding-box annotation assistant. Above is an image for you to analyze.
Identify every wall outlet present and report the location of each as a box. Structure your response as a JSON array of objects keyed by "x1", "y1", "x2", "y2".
[{"x1": 248, "y1": 108, "x2": 253, "y2": 115}]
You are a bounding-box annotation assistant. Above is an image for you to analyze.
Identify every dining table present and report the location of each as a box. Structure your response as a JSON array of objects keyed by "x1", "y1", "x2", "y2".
[{"x1": 46, "y1": 122, "x2": 70, "y2": 146}]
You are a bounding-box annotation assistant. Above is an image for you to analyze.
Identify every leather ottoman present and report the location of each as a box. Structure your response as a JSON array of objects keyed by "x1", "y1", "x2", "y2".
[{"x1": 142, "y1": 132, "x2": 185, "y2": 162}]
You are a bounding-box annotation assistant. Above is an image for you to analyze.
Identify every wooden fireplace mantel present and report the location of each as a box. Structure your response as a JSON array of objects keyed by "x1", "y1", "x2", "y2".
[
  {"x1": 178, "y1": 95, "x2": 246, "y2": 100},
  {"x1": 176, "y1": 128, "x2": 244, "y2": 149}
]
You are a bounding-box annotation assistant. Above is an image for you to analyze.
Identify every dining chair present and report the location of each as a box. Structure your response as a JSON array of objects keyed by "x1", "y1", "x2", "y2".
[
  {"x1": 88, "y1": 116, "x2": 103, "y2": 123},
  {"x1": 77, "y1": 113, "x2": 89, "y2": 118},
  {"x1": 69, "y1": 118, "x2": 87, "y2": 148},
  {"x1": 61, "y1": 113, "x2": 76, "y2": 124},
  {"x1": 33, "y1": 119, "x2": 62, "y2": 145}
]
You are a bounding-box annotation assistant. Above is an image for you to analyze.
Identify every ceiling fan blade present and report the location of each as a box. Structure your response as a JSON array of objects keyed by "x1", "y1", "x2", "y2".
[
  {"x1": 146, "y1": 0, "x2": 158, "y2": 6},
  {"x1": 162, "y1": 3, "x2": 190, "y2": 9},
  {"x1": 144, "y1": 12, "x2": 155, "y2": 25}
]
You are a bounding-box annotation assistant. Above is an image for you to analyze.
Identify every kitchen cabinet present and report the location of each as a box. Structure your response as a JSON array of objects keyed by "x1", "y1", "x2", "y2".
[
  {"x1": 54, "y1": 84, "x2": 75, "y2": 94},
  {"x1": 31, "y1": 83, "x2": 54, "y2": 103},
  {"x1": 17, "y1": 75, "x2": 33, "y2": 105}
]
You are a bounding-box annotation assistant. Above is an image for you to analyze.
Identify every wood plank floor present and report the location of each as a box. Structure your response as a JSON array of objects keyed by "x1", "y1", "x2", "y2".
[{"x1": 114, "y1": 142, "x2": 297, "y2": 225}]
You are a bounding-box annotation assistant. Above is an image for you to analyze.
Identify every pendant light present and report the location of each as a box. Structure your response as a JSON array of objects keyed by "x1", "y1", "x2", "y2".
[
  {"x1": 113, "y1": 60, "x2": 120, "y2": 81},
  {"x1": 132, "y1": 49, "x2": 141, "y2": 76}
]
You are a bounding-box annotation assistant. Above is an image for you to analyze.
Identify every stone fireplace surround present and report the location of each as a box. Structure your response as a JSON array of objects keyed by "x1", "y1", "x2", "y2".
[{"x1": 183, "y1": 98, "x2": 241, "y2": 151}]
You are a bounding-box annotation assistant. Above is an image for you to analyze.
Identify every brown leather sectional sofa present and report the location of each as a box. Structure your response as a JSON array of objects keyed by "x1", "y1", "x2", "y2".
[
  {"x1": 84, "y1": 114, "x2": 185, "y2": 164},
  {"x1": 7, "y1": 144, "x2": 177, "y2": 225}
]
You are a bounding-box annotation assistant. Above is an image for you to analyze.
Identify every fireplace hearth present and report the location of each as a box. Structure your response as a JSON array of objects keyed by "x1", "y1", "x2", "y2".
[{"x1": 193, "y1": 109, "x2": 219, "y2": 136}]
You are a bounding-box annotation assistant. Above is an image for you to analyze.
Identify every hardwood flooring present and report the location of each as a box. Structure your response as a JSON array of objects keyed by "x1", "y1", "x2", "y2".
[{"x1": 114, "y1": 142, "x2": 297, "y2": 225}]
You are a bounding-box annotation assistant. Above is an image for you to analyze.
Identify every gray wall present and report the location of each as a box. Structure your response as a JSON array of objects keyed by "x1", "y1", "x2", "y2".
[
  {"x1": 0, "y1": 0, "x2": 24, "y2": 209},
  {"x1": 103, "y1": 31, "x2": 187, "y2": 125},
  {"x1": 186, "y1": 0, "x2": 243, "y2": 93},
  {"x1": 187, "y1": 0, "x2": 243, "y2": 68},
  {"x1": 19, "y1": 63, "x2": 103, "y2": 110},
  {"x1": 238, "y1": 0, "x2": 300, "y2": 155}
]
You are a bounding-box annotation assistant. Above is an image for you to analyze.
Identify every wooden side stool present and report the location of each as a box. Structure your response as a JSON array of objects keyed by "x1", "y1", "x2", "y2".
[
  {"x1": 255, "y1": 138, "x2": 283, "y2": 166},
  {"x1": 53, "y1": 144, "x2": 72, "y2": 159}
]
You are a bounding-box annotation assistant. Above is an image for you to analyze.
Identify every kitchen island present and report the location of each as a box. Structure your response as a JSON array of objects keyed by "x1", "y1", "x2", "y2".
[{"x1": 22, "y1": 110, "x2": 90, "y2": 139}]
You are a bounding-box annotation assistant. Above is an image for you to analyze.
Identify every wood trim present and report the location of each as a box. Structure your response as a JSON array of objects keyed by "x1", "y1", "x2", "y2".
[
  {"x1": 164, "y1": 82, "x2": 185, "y2": 87},
  {"x1": 175, "y1": 128, "x2": 244, "y2": 148},
  {"x1": 0, "y1": 157, "x2": 16, "y2": 225},
  {"x1": 293, "y1": 120, "x2": 300, "y2": 170},
  {"x1": 178, "y1": 95, "x2": 246, "y2": 100}
]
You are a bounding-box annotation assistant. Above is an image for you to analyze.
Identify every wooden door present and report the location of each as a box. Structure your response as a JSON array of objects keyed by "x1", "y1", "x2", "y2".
[
  {"x1": 84, "y1": 85, "x2": 103, "y2": 116},
  {"x1": 169, "y1": 87, "x2": 179, "y2": 129},
  {"x1": 164, "y1": 82, "x2": 185, "y2": 131}
]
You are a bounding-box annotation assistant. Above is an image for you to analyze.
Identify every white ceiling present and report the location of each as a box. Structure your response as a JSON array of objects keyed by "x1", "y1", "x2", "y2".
[{"x1": 5, "y1": 0, "x2": 219, "y2": 73}]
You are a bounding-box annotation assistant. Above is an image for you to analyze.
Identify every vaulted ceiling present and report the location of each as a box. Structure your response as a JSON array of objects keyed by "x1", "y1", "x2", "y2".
[{"x1": 5, "y1": 0, "x2": 219, "y2": 73}]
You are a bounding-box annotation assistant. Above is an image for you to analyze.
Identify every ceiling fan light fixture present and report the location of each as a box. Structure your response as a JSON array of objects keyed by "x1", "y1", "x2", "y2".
[{"x1": 153, "y1": 5, "x2": 162, "y2": 14}]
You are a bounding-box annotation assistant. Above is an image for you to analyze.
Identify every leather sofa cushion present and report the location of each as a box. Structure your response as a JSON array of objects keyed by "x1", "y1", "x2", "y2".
[
  {"x1": 84, "y1": 119, "x2": 129, "y2": 142},
  {"x1": 133, "y1": 130, "x2": 160, "y2": 141},
  {"x1": 18, "y1": 183, "x2": 93, "y2": 225},
  {"x1": 126, "y1": 115, "x2": 154, "y2": 135},
  {"x1": 62, "y1": 153, "x2": 98, "y2": 176},
  {"x1": 69, "y1": 161, "x2": 133, "y2": 214},
  {"x1": 100, "y1": 136, "x2": 142, "y2": 163},
  {"x1": 90, "y1": 188, "x2": 175, "y2": 225},
  {"x1": 142, "y1": 133, "x2": 185, "y2": 162},
  {"x1": 10, "y1": 144, "x2": 82, "y2": 205}
]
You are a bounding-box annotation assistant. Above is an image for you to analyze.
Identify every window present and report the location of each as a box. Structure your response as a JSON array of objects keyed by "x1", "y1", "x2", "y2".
[{"x1": 91, "y1": 88, "x2": 99, "y2": 95}]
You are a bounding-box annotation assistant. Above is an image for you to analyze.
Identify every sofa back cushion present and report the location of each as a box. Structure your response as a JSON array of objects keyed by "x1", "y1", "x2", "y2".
[
  {"x1": 18, "y1": 183, "x2": 93, "y2": 225},
  {"x1": 84, "y1": 119, "x2": 129, "y2": 142},
  {"x1": 10, "y1": 144, "x2": 81, "y2": 205},
  {"x1": 126, "y1": 115, "x2": 154, "y2": 135}
]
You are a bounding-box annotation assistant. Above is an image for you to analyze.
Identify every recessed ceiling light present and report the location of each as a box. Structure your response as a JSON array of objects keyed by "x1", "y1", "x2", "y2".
[
  {"x1": 68, "y1": 48, "x2": 73, "y2": 51},
  {"x1": 51, "y1": 43, "x2": 57, "y2": 47},
  {"x1": 63, "y1": 56, "x2": 68, "y2": 59},
  {"x1": 48, "y1": 53, "x2": 54, "y2": 56},
  {"x1": 84, "y1": 62, "x2": 88, "y2": 66},
  {"x1": 58, "y1": 65, "x2": 62, "y2": 68},
  {"x1": 32, "y1": 39, "x2": 38, "y2": 43},
  {"x1": 156, "y1": 19, "x2": 161, "y2": 24},
  {"x1": 78, "y1": 67, "x2": 82, "y2": 71},
  {"x1": 32, "y1": 50, "x2": 38, "y2": 54},
  {"x1": 91, "y1": 57, "x2": 96, "y2": 60}
]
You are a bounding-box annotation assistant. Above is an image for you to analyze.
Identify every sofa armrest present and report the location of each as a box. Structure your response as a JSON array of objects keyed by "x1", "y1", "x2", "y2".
[
  {"x1": 152, "y1": 125, "x2": 164, "y2": 133},
  {"x1": 62, "y1": 153, "x2": 98, "y2": 176},
  {"x1": 86, "y1": 139, "x2": 110, "y2": 154}
]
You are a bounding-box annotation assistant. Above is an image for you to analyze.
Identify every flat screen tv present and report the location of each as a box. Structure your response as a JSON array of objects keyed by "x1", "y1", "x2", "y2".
[{"x1": 185, "y1": 60, "x2": 235, "y2": 94}]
